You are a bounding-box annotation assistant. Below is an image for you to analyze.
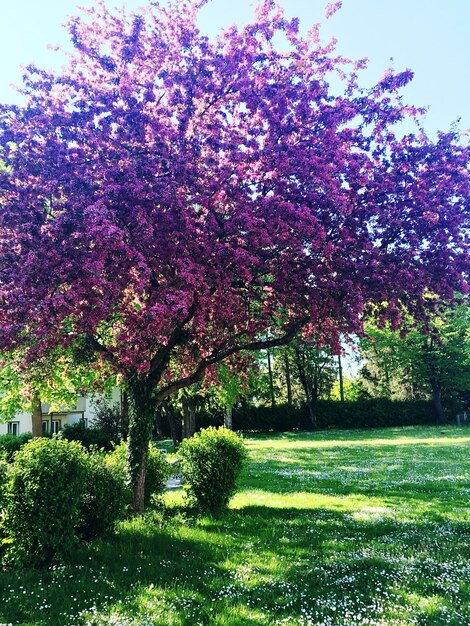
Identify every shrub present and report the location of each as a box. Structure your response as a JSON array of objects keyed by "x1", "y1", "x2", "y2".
[
  {"x1": 93, "y1": 402, "x2": 125, "y2": 442},
  {"x1": 179, "y1": 427, "x2": 247, "y2": 514},
  {"x1": 77, "y1": 450, "x2": 128, "y2": 541},
  {"x1": 0, "y1": 453, "x2": 7, "y2": 562},
  {"x1": 105, "y1": 441, "x2": 171, "y2": 507},
  {"x1": 0, "y1": 450, "x2": 8, "y2": 510},
  {"x1": 2, "y1": 436, "x2": 87, "y2": 566},
  {"x1": 62, "y1": 422, "x2": 115, "y2": 451},
  {"x1": 0, "y1": 432, "x2": 33, "y2": 461}
]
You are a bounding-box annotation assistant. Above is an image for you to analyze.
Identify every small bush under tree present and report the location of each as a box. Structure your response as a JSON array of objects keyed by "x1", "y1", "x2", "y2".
[
  {"x1": 2, "y1": 436, "x2": 87, "y2": 566},
  {"x1": 179, "y1": 427, "x2": 247, "y2": 514}
]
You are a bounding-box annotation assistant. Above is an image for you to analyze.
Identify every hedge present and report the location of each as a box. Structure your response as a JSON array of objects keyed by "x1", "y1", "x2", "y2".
[{"x1": 231, "y1": 399, "x2": 439, "y2": 432}]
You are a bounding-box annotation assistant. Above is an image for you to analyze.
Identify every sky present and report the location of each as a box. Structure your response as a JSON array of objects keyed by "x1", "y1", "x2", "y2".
[{"x1": 0, "y1": 0, "x2": 468, "y2": 137}]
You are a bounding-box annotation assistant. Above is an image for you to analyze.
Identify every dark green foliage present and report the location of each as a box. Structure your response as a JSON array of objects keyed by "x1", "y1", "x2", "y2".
[
  {"x1": 314, "y1": 399, "x2": 438, "y2": 429},
  {"x1": 62, "y1": 422, "x2": 115, "y2": 451},
  {"x1": 0, "y1": 432, "x2": 33, "y2": 461},
  {"x1": 77, "y1": 451, "x2": 128, "y2": 541},
  {"x1": 106, "y1": 441, "x2": 171, "y2": 507},
  {"x1": 359, "y1": 306, "x2": 470, "y2": 412},
  {"x1": 93, "y1": 402, "x2": 125, "y2": 442},
  {"x1": 0, "y1": 451, "x2": 8, "y2": 511},
  {"x1": 233, "y1": 403, "x2": 305, "y2": 431},
  {"x1": 196, "y1": 404, "x2": 224, "y2": 430},
  {"x1": 179, "y1": 427, "x2": 247, "y2": 513},
  {"x1": 232, "y1": 400, "x2": 438, "y2": 432},
  {"x1": 1, "y1": 437, "x2": 87, "y2": 566}
]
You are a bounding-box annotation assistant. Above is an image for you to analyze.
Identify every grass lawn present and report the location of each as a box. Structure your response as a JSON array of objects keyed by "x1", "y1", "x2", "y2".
[{"x1": 1, "y1": 425, "x2": 470, "y2": 625}]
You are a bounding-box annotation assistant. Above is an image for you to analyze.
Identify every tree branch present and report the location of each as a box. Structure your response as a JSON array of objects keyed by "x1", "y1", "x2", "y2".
[
  {"x1": 155, "y1": 316, "x2": 308, "y2": 402},
  {"x1": 146, "y1": 303, "x2": 196, "y2": 386},
  {"x1": 86, "y1": 334, "x2": 118, "y2": 367}
]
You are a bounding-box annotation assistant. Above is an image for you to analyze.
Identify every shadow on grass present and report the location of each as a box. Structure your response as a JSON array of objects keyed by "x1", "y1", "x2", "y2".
[{"x1": 1, "y1": 504, "x2": 469, "y2": 626}]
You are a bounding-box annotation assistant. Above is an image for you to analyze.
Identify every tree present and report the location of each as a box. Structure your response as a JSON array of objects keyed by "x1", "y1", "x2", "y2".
[
  {"x1": 0, "y1": 345, "x2": 112, "y2": 436},
  {"x1": 292, "y1": 340, "x2": 336, "y2": 425},
  {"x1": 212, "y1": 361, "x2": 253, "y2": 429},
  {"x1": 0, "y1": 0, "x2": 468, "y2": 511},
  {"x1": 359, "y1": 301, "x2": 470, "y2": 421}
]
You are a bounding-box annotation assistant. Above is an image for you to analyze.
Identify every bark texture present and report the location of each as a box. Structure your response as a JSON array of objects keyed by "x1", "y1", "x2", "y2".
[
  {"x1": 224, "y1": 406, "x2": 233, "y2": 430},
  {"x1": 126, "y1": 374, "x2": 155, "y2": 513},
  {"x1": 31, "y1": 391, "x2": 43, "y2": 438}
]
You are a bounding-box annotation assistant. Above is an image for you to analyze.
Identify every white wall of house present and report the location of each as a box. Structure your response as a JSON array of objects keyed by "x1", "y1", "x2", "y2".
[{"x1": 0, "y1": 389, "x2": 122, "y2": 436}]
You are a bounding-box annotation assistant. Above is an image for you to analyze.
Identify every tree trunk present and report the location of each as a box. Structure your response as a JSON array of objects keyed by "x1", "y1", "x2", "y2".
[
  {"x1": 307, "y1": 401, "x2": 317, "y2": 429},
  {"x1": 154, "y1": 405, "x2": 165, "y2": 438},
  {"x1": 294, "y1": 347, "x2": 316, "y2": 426},
  {"x1": 121, "y1": 390, "x2": 129, "y2": 440},
  {"x1": 166, "y1": 401, "x2": 182, "y2": 449},
  {"x1": 182, "y1": 396, "x2": 197, "y2": 439},
  {"x1": 430, "y1": 377, "x2": 446, "y2": 424},
  {"x1": 267, "y1": 350, "x2": 276, "y2": 408},
  {"x1": 188, "y1": 403, "x2": 196, "y2": 437},
  {"x1": 126, "y1": 374, "x2": 155, "y2": 513},
  {"x1": 31, "y1": 390, "x2": 43, "y2": 438},
  {"x1": 224, "y1": 405, "x2": 233, "y2": 430},
  {"x1": 284, "y1": 354, "x2": 292, "y2": 406},
  {"x1": 337, "y1": 354, "x2": 344, "y2": 402}
]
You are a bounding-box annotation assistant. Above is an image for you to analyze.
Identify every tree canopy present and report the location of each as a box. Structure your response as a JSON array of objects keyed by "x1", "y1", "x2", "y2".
[{"x1": 0, "y1": 0, "x2": 468, "y2": 509}]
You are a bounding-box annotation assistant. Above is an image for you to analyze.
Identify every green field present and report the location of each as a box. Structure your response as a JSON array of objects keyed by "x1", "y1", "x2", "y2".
[{"x1": 1, "y1": 426, "x2": 470, "y2": 625}]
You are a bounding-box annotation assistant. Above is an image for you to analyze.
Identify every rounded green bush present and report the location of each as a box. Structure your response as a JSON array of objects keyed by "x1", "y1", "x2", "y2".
[
  {"x1": 2, "y1": 436, "x2": 87, "y2": 566},
  {"x1": 77, "y1": 451, "x2": 128, "y2": 541},
  {"x1": 179, "y1": 427, "x2": 247, "y2": 513},
  {"x1": 105, "y1": 441, "x2": 171, "y2": 507}
]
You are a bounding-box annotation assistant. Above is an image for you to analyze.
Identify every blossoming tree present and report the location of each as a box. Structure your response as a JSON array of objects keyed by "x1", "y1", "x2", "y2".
[{"x1": 0, "y1": 0, "x2": 468, "y2": 510}]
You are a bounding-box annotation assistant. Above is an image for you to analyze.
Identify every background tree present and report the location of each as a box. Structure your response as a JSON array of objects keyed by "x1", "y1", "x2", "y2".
[
  {"x1": 0, "y1": 0, "x2": 468, "y2": 510},
  {"x1": 211, "y1": 360, "x2": 255, "y2": 430},
  {"x1": 291, "y1": 340, "x2": 337, "y2": 426},
  {"x1": 0, "y1": 346, "x2": 113, "y2": 436},
  {"x1": 358, "y1": 301, "x2": 470, "y2": 421}
]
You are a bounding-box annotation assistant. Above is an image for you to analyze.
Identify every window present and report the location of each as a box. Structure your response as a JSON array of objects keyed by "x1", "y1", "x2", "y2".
[
  {"x1": 51, "y1": 420, "x2": 61, "y2": 434},
  {"x1": 7, "y1": 422, "x2": 20, "y2": 436},
  {"x1": 42, "y1": 421, "x2": 49, "y2": 435}
]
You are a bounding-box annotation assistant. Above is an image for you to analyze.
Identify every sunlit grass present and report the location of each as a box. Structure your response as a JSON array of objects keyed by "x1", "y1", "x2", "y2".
[{"x1": 1, "y1": 425, "x2": 469, "y2": 625}]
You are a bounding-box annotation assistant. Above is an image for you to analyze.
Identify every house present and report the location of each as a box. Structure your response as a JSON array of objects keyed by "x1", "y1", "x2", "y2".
[{"x1": 0, "y1": 388, "x2": 122, "y2": 436}]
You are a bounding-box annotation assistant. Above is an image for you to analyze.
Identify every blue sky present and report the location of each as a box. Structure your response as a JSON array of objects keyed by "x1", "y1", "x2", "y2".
[{"x1": 0, "y1": 0, "x2": 468, "y2": 136}]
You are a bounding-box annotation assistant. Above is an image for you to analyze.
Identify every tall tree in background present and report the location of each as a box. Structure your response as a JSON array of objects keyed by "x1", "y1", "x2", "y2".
[
  {"x1": 359, "y1": 301, "x2": 470, "y2": 421},
  {"x1": 293, "y1": 340, "x2": 337, "y2": 425},
  {"x1": 0, "y1": 0, "x2": 468, "y2": 510}
]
